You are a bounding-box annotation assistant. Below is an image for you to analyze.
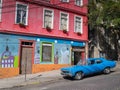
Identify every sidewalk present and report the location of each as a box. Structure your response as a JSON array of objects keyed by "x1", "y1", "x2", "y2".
[
  {"x1": 0, "y1": 70, "x2": 62, "y2": 89},
  {"x1": 0, "y1": 62, "x2": 120, "y2": 89},
  {"x1": 115, "y1": 61, "x2": 120, "y2": 70}
]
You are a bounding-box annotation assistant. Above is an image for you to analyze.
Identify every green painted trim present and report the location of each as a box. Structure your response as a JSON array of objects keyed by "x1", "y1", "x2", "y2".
[
  {"x1": 40, "y1": 42, "x2": 42, "y2": 62},
  {"x1": 40, "y1": 41, "x2": 54, "y2": 63},
  {"x1": 51, "y1": 43, "x2": 54, "y2": 63},
  {"x1": 14, "y1": 56, "x2": 19, "y2": 67}
]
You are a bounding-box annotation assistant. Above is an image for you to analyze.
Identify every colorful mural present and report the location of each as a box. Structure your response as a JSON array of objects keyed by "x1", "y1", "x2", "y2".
[
  {"x1": 54, "y1": 44, "x2": 71, "y2": 64},
  {"x1": 34, "y1": 42, "x2": 40, "y2": 64},
  {"x1": 0, "y1": 34, "x2": 85, "y2": 67},
  {"x1": 0, "y1": 36, "x2": 19, "y2": 68},
  {"x1": 1, "y1": 45, "x2": 14, "y2": 68},
  {"x1": 0, "y1": 34, "x2": 35, "y2": 68},
  {"x1": 34, "y1": 42, "x2": 71, "y2": 64}
]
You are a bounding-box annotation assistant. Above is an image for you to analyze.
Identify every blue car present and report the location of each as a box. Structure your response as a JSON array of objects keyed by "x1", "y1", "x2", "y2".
[{"x1": 61, "y1": 58, "x2": 116, "y2": 80}]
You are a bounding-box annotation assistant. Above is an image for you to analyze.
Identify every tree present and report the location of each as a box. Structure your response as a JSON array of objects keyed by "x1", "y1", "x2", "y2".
[{"x1": 88, "y1": 0, "x2": 120, "y2": 60}]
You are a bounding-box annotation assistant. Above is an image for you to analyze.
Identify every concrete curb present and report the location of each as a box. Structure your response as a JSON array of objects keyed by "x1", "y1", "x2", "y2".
[{"x1": 10, "y1": 77, "x2": 63, "y2": 89}]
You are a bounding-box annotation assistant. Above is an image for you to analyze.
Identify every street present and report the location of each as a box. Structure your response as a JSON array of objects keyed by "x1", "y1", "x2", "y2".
[{"x1": 1, "y1": 70, "x2": 120, "y2": 90}]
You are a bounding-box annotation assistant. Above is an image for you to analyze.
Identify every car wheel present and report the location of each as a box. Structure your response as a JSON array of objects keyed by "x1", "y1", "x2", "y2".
[
  {"x1": 74, "y1": 72, "x2": 83, "y2": 80},
  {"x1": 103, "y1": 67, "x2": 111, "y2": 74}
]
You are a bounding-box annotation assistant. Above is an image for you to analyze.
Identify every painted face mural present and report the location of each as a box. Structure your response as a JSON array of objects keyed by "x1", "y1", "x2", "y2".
[{"x1": 54, "y1": 44, "x2": 70, "y2": 64}]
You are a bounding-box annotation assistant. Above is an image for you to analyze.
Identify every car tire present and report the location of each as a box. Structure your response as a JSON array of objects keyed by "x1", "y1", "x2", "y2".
[
  {"x1": 103, "y1": 67, "x2": 111, "y2": 74},
  {"x1": 74, "y1": 72, "x2": 83, "y2": 80}
]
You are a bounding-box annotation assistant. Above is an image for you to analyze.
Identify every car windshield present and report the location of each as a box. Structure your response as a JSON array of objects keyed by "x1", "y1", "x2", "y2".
[
  {"x1": 77, "y1": 59, "x2": 86, "y2": 65},
  {"x1": 77, "y1": 60, "x2": 82, "y2": 65}
]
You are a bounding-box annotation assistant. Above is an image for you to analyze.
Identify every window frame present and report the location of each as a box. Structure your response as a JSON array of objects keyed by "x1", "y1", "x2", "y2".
[
  {"x1": 75, "y1": 0, "x2": 83, "y2": 6},
  {"x1": 74, "y1": 15, "x2": 83, "y2": 34},
  {"x1": 40, "y1": 42, "x2": 54, "y2": 63},
  {"x1": 43, "y1": 8, "x2": 54, "y2": 29},
  {"x1": 0, "y1": 0, "x2": 2, "y2": 22},
  {"x1": 61, "y1": 0, "x2": 69, "y2": 3},
  {"x1": 15, "y1": 2, "x2": 29, "y2": 25},
  {"x1": 59, "y1": 12, "x2": 69, "y2": 31},
  {"x1": 44, "y1": 0, "x2": 50, "y2": 2}
]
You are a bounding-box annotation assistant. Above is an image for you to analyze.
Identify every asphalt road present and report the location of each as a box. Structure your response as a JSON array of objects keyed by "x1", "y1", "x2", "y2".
[{"x1": 1, "y1": 71, "x2": 120, "y2": 90}]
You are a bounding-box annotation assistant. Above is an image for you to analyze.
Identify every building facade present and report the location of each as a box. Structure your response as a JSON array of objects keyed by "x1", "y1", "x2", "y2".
[{"x1": 0, "y1": 0, "x2": 88, "y2": 78}]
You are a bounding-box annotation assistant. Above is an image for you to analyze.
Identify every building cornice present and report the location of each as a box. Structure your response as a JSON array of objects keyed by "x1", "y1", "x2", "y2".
[{"x1": 0, "y1": 29, "x2": 88, "y2": 42}]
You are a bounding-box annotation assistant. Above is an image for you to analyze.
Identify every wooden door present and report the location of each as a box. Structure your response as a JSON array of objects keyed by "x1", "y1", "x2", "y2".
[{"x1": 20, "y1": 47, "x2": 32, "y2": 74}]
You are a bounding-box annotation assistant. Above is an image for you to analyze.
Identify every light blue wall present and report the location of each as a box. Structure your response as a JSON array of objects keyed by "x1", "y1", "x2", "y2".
[{"x1": 0, "y1": 33, "x2": 86, "y2": 67}]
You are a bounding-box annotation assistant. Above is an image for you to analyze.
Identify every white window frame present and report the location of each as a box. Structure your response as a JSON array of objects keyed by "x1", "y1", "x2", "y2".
[
  {"x1": 44, "y1": 0, "x2": 50, "y2": 2},
  {"x1": 61, "y1": 0, "x2": 69, "y2": 2},
  {"x1": 60, "y1": 12, "x2": 69, "y2": 31},
  {"x1": 0, "y1": 0, "x2": 2, "y2": 22},
  {"x1": 43, "y1": 8, "x2": 54, "y2": 29},
  {"x1": 15, "y1": 2, "x2": 28, "y2": 25},
  {"x1": 75, "y1": 0, "x2": 83, "y2": 6},
  {"x1": 74, "y1": 15, "x2": 83, "y2": 34}
]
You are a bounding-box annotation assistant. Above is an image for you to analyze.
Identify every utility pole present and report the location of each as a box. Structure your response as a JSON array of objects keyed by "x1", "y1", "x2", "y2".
[{"x1": 25, "y1": 50, "x2": 27, "y2": 81}]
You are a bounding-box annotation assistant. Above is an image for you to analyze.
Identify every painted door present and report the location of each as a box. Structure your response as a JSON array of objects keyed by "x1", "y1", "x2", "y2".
[{"x1": 20, "y1": 47, "x2": 32, "y2": 74}]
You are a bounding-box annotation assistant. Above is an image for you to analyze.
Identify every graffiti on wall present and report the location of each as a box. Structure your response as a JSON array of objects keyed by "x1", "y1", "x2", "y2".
[
  {"x1": 34, "y1": 42, "x2": 40, "y2": 64},
  {"x1": 54, "y1": 44, "x2": 71, "y2": 64},
  {"x1": 1, "y1": 45, "x2": 14, "y2": 68},
  {"x1": 0, "y1": 34, "x2": 71, "y2": 66},
  {"x1": 0, "y1": 35, "x2": 19, "y2": 68},
  {"x1": 34, "y1": 43, "x2": 71, "y2": 64}
]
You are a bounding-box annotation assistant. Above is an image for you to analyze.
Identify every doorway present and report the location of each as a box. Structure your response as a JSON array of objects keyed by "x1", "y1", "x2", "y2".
[
  {"x1": 72, "y1": 47, "x2": 85, "y2": 65},
  {"x1": 72, "y1": 51, "x2": 82, "y2": 65},
  {"x1": 20, "y1": 41, "x2": 33, "y2": 74},
  {"x1": 74, "y1": 52, "x2": 82, "y2": 65}
]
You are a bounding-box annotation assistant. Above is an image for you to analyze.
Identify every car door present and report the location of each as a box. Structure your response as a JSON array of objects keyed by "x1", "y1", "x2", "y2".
[
  {"x1": 91, "y1": 59, "x2": 104, "y2": 73},
  {"x1": 83, "y1": 60, "x2": 97, "y2": 75}
]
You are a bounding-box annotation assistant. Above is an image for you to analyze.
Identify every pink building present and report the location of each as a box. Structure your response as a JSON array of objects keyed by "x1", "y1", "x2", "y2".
[{"x1": 0, "y1": 0, "x2": 88, "y2": 78}]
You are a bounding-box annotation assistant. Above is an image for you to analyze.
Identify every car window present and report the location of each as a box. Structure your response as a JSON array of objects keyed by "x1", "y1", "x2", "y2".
[
  {"x1": 96, "y1": 60, "x2": 102, "y2": 64},
  {"x1": 88, "y1": 60, "x2": 95, "y2": 65}
]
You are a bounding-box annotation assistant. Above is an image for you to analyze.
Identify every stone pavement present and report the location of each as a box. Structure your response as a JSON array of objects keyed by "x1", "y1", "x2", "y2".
[{"x1": 0, "y1": 61, "x2": 120, "y2": 89}]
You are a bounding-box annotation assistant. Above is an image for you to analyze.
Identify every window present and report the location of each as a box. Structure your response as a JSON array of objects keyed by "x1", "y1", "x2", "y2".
[
  {"x1": 88, "y1": 60, "x2": 95, "y2": 65},
  {"x1": 96, "y1": 60, "x2": 102, "y2": 64},
  {"x1": 74, "y1": 16, "x2": 83, "y2": 34},
  {"x1": 42, "y1": 43, "x2": 52, "y2": 62},
  {"x1": 0, "y1": 0, "x2": 2, "y2": 21},
  {"x1": 44, "y1": 9, "x2": 54, "y2": 29},
  {"x1": 16, "y1": 3, "x2": 28, "y2": 25},
  {"x1": 61, "y1": 0, "x2": 69, "y2": 2},
  {"x1": 60, "y1": 12, "x2": 69, "y2": 31},
  {"x1": 44, "y1": 0, "x2": 50, "y2": 2},
  {"x1": 75, "y1": 0, "x2": 83, "y2": 6},
  {"x1": 22, "y1": 41, "x2": 33, "y2": 46}
]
